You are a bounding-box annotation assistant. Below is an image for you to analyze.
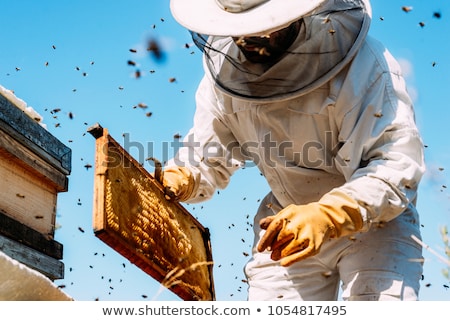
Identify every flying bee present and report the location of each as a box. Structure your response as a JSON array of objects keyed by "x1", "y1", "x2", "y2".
[
  {"x1": 376, "y1": 221, "x2": 386, "y2": 229},
  {"x1": 402, "y1": 6, "x2": 413, "y2": 13},
  {"x1": 147, "y1": 38, "x2": 164, "y2": 61},
  {"x1": 235, "y1": 37, "x2": 246, "y2": 47},
  {"x1": 322, "y1": 271, "x2": 333, "y2": 278},
  {"x1": 258, "y1": 47, "x2": 270, "y2": 56}
]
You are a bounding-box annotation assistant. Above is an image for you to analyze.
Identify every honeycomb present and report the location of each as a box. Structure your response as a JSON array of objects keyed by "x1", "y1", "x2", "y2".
[{"x1": 94, "y1": 135, "x2": 214, "y2": 301}]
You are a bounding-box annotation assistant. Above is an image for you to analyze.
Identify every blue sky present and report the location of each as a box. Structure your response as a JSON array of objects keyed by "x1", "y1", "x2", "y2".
[{"x1": 0, "y1": 0, "x2": 449, "y2": 301}]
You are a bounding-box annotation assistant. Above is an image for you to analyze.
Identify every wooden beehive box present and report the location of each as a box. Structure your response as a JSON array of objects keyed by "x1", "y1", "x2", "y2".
[
  {"x1": 0, "y1": 90, "x2": 71, "y2": 280},
  {"x1": 89, "y1": 124, "x2": 215, "y2": 301}
]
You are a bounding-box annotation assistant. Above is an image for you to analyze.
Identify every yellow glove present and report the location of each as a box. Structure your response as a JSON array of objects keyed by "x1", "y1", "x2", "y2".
[
  {"x1": 257, "y1": 190, "x2": 363, "y2": 266},
  {"x1": 159, "y1": 166, "x2": 195, "y2": 202}
]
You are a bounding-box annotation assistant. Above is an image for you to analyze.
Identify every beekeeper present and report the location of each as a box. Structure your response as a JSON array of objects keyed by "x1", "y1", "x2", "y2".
[{"x1": 162, "y1": 0, "x2": 426, "y2": 300}]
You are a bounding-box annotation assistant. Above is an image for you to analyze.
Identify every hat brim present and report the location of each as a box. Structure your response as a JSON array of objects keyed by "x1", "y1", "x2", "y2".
[{"x1": 170, "y1": 0, "x2": 328, "y2": 37}]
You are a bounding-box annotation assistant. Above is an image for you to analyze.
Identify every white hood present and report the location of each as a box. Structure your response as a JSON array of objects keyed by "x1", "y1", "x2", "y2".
[{"x1": 193, "y1": 0, "x2": 372, "y2": 101}]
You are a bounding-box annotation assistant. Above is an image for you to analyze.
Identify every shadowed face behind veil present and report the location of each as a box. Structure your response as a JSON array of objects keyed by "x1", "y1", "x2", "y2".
[{"x1": 232, "y1": 20, "x2": 302, "y2": 64}]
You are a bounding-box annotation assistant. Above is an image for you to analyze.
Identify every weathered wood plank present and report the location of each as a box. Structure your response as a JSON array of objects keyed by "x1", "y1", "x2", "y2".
[
  {"x1": 0, "y1": 150, "x2": 57, "y2": 237},
  {"x1": 0, "y1": 128, "x2": 68, "y2": 192},
  {"x1": 0, "y1": 93, "x2": 71, "y2": 175},
  {"x1": 0, "y1": 234, "x2": 64, "y2": 280},
  {"x1": 0, "y1": 210, "x2": 63, "y2": 259}
]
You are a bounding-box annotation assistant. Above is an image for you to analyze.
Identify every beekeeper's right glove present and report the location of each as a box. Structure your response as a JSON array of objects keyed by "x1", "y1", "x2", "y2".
[{"x1": 257, "y1": 189, "x2": 364, "y2": 266}]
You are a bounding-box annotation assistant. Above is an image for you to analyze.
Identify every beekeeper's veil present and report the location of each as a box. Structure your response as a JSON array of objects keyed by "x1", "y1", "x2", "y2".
[{"x1": 170, "y1": 0, "x2": 372, "y2": 101}]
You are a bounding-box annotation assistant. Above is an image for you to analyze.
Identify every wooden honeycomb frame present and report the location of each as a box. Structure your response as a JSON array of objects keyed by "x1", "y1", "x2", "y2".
[{"x1": 89, "y1": 124, "x2": 214, "y2": 301}]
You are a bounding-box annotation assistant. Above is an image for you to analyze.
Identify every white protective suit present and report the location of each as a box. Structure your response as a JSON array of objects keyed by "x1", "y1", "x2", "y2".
[{"x1": 169, "y1": 0, "x2": 425, "y2": 300}]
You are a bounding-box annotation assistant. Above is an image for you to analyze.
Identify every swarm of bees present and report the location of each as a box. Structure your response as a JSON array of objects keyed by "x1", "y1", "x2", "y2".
[{"x1": 6, "y1": 4, "x2": 449, "y2": 301}]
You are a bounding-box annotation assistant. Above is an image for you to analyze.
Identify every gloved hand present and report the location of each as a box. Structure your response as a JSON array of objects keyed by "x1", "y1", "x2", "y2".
[
  {"x1": 159, "y1": 166, "x2": 195, "y2": 202},
  {"x1": 257, "y1": 189, "x2": 363, "y2": 266}
]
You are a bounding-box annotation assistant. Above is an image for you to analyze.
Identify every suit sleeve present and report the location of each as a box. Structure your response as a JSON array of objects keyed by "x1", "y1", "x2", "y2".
[
  {"x1": 166, "y1": 75, "x2": 245, "y2": 203},
  {"x1": 333, "y1": 41, "x2": 425, "y2": 227}
]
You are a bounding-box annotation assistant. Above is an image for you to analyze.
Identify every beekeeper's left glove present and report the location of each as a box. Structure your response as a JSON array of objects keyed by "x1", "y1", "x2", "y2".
[
  {"x1": 257, "y1": 189, "x2": 363, "y2": 266},
  {"x1": 159, "y1": 166, "x2": 195, "y2": 202}
]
